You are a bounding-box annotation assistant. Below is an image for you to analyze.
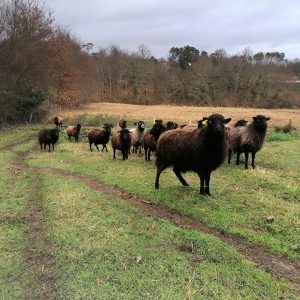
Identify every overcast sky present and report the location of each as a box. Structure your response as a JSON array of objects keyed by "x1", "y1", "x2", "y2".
[{"x1": 47, "y1": 0, "x2": 300, "y2": 60}]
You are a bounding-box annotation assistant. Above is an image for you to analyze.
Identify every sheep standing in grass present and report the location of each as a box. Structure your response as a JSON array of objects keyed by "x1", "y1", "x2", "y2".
[
  {"x1": 66, "y1": 124, "x2": 81, "y2": 142},
  {"x1": 130, "y1": 121, "x2": 146, "y2": 154},
  {"x1": 111, "y1": 128, "x2": 132, "y2": 160},
  {"x1": 227, "y1": 115, "x2": 270, "y2": 169},
  {"x1": 38, "y1": 128, "x2": 59, "y2": 152},
  {"x1": 144, "y1": 122, "x2": 167, "y2": 161},
  {"x1": 54, "y1": 116, "x2": 63, "y2": 128},
  {"x1": 88, "y1": 123, "x2": 113, "y2": 152},
  {"x1": 155, "y1": 114, "x2": 231, "y2": 196}
]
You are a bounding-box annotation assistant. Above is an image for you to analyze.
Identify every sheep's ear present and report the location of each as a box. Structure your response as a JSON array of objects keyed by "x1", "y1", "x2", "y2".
[
  {"x1": 202, "y1": 117, "x2": 208, "y2": 121},
  {"x1": 225, "y1": 118, "x2": 231, "y2": 124},
  {"x1": 266, "y1": 117, "x2": 271, "y2": 121},
  {"x1": 253, "y1": 117, "x2": 257, "y2": 121}
]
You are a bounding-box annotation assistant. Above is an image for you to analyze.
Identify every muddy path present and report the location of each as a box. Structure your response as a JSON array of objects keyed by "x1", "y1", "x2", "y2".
[
  {"x1": 11, "y1": 150, "x2": 58, "y2": 298},
  {"x1": 3, "y1": 138, "x2": 300, "y2": 292}
]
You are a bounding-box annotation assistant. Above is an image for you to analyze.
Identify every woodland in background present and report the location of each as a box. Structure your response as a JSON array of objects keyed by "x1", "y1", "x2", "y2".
[{"x1": 0, "y1": 0, "x2": 300, "y2": 124}]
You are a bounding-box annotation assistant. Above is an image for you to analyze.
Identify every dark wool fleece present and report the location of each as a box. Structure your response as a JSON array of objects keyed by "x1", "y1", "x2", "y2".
[{"x1": 156, "y1": 125, "x2": 228, "y2": 174}]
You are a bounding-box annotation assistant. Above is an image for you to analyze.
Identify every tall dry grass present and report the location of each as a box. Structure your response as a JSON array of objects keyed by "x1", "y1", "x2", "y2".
[{"x1": 64, "y1": 102, "x2": 300, "y2": 129}]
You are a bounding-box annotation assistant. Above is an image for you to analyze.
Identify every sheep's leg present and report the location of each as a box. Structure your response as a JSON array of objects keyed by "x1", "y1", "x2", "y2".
[
  {"x1": 147, "y1": 149, "x2": 151, "y2": 161},
  {"x1": 198, "y1": 172, "x2": 211, "y2": 195},
  {"x1": 251, "y1": 152, "x2": 256, "y2": 169},
  {"x1": 144, "y1": 148, "x2": 148, "y2": 160},
  {"x1": 228, "y1": 150, "x2": 232, "y2": 164},
  {"x1": 236, "y1": 150, "x2": 240, "y2": 165},
  {"x1": 205, "y1": 173, "x2": 211, "y2": 196},
  {"x1": 121, "y1": 149, "x2": 126, "y2": 160},
  {"x1": 113, "y1": 149, "x2": 116, "y2": 159},
  {"x1": 40, "y1": 143, "x2": 42, "y2": 150},
  {"x1": 52, "y1": 143, "x2": 54, "y2": 151},
  {"x1": 43, "y1": 143, "x2": 46, "y2": 150},
  {"x1": 94, "y1": 144, "x2": 100, "y2": 151},
  {"x1": 89, "y1": 142, "x2": 93, "y2": 152},
  {"x1": 139, "y1": 145, "x2": 142, "y2": 154},
  {"x1": 48, "y1": 143, "x2": 51, "y2": 152},
  {"x1": 155, "y1": 165, "x2": 167, "y2": 189},
  {"x1": 173, "y1": 168, "x2": 189, "y2": 186},
  {"x1": 104, "y1": 145, "x2": 108, "y2": 152},
  {"x1": 199, "y1": 175, "x2": 205, "y2": 195},
  {"x1": 244, "y1": 151, "x2": 249, "y2": 169}
]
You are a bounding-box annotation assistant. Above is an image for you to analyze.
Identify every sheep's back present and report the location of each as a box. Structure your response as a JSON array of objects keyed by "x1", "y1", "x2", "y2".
[
  {"x1": 240, "y1": 125, "x2": 266, "y2": 152},
  {"x1": 88, "y1": 129, "x2": 105, "y2": 142},
  {"x1": 66, "y1": 126, "x2": 76, "y2": 135},
  {"x1": 157, "y1": 127, "x2": 227, "y2": 172},
  {"x1": 143, "y1": 131, "x2": 155, "y2": 149}
]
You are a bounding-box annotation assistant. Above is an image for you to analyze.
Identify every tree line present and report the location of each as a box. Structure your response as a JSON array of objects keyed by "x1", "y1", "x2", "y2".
[{"x1": 0, "y1": 0, "x2": 299, "y2": 124}]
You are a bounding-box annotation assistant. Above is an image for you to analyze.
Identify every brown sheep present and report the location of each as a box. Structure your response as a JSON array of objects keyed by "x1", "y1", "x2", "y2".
[
  {"x1": 111, "y1": 128, "x2": 132, "y2": 160},
  {"x1": 54, "y1": 116, "x2": 63, "y2": 128},
  {"x1": 155, "y1": 114, "x2": 231, "y2": 196},
  {"x1": 144, "y1": 122, "x2": 167, "y2": 161},
  {"x1": 66, "y1": 124, "x2": 81, "y2": 142},
  {"x1": 88, "y1": 123, "x2": 113, "y2": 152}
]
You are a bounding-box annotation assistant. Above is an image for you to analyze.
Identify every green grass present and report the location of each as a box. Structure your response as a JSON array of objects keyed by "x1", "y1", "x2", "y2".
[
  {"x1": 9, "y1": 171, "x2": 297, "y2": 298},
  {"x1": 63, "y1": 113, "x2": 152, "y2": 128},
  {"x1": 27, "y1": 132, "x2": 300, "y2": 260},
  {"x1": 0, "y1": 153, "x2": 30, "y2": 298},
  {"x1": 0, "y1": 126, "x2": 299, "y2": 298},
  {"x1": 266, "y1": 131, "x2": 300, "y2": 142}
]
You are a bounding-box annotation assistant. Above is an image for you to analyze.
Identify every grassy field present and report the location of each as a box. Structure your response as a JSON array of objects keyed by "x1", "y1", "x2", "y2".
[{"x1": 1, "y1": 104, "x2": 300, "y2": 298}]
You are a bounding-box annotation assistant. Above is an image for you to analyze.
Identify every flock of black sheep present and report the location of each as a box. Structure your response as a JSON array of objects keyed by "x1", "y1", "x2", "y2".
[{"x1": 38, "y1": 113, "x2": 270, "y2": 195}]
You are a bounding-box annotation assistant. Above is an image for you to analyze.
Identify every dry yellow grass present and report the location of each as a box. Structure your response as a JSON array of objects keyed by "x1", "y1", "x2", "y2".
[{"x1": 64, "y1": 102, "x2": 300, "y2": 129}]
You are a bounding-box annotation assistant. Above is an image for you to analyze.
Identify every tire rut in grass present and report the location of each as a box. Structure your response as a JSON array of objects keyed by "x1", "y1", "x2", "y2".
[
  {"x1": 12, "y1": 151, "x2": 58, "y2": 299},
  {"x1": 30, "y1": 164, "x2": 300, "y2": 291},
  {"x1": 7, "y1": 140, "x2": 300, "y2": 292}
]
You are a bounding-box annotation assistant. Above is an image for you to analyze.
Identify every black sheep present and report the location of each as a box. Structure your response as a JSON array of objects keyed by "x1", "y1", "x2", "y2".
[
  {"x1": 88, "y1": 123, "x2": 113, "y2": 152},
  {"x1": 144, "y1": 122, "x2": 167, "y2": 161},
  {"x1": 166, "y1": 121, "x2": 177, "y2": 130},
  {"x1": 234, "y1": 119, "x2": 248, "y2": 127},
  {"x1": 38, "y1": 128, "x2": 59, "y2": 152},
  {"x1": 227, "y1": 115, "x2": 270, "y2": 169},
  {"x1": 111, "y1": 128, "x2": 132, "y2": 160},
  {"x1": 155, "y1": 114, "x2": 231, "y2": 195}
]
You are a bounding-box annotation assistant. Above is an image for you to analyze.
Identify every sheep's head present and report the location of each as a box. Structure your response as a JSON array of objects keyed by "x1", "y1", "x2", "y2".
[
  {"x1": 119, "y1": 128, "x2": 131, "y2": 141},
  {"x1": 204, "y1": 114, "x2": 231, "y2": 137},
  {"x1": 103, "y1": 123, "x2": 113, "y2": 134},
  {"x1": 150, "y1": 122, "x2": 167, "y2": 140},
  {"x1": 166, "y1": 121, "x2": 176, "y2": 130},
  {"x1": 234, "y1": 119, "x2": 248, "y2": 127},
  {"x1": 134, "y1": 121, "x2": 146, "y2": 131},
  {"x1": 76, "y1": 124, "x2": 82, "y2": 132},
  {"x1": 252, "y1": 115, "x2": 270, "y2": 132}
]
